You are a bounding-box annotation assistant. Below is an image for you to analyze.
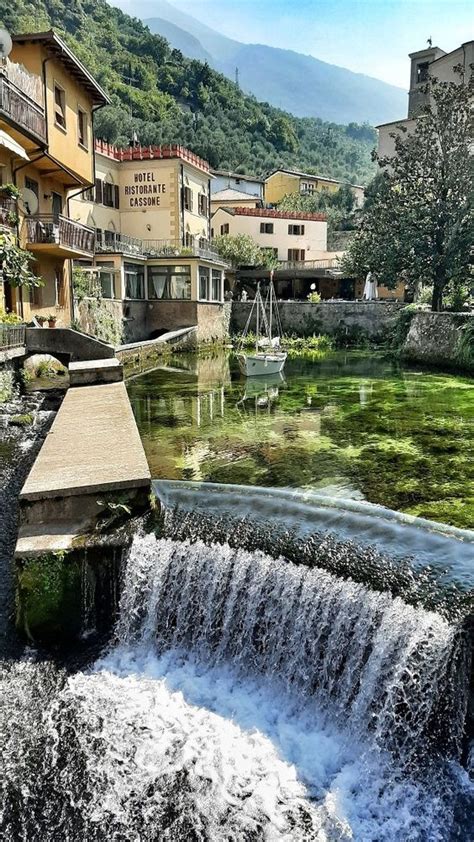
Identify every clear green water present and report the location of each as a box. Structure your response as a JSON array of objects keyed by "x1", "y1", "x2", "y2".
[{"x1": 127, "y1": 351, "x2": 474, "y2": 529}]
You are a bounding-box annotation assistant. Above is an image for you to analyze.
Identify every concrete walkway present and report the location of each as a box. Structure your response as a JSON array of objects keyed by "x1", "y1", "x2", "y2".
[{"x1": 21, "y1": 382, "x2": 150, "y2": 500}]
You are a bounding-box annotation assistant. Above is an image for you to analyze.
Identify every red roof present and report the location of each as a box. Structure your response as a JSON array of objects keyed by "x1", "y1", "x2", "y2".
[
  {"x1": 232, "y1": 207, "x2": 326, "y2": 222},
  {"x1": 94, "y1": 140, "x2": 210, "y2": 173}
]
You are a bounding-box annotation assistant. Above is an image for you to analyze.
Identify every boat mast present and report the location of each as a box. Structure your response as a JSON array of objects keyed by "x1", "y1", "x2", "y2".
[
  {"x1": 256, "y1": 283, "x2": 260, "y2": 352},
  {"x1": 269, "y1": 280, "x2": 273, "y2": 342}
]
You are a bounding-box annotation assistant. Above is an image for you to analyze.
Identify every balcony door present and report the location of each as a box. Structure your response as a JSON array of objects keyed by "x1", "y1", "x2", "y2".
[{"x1": 52, "y1": 192, "x2": 63, "y2": 221}]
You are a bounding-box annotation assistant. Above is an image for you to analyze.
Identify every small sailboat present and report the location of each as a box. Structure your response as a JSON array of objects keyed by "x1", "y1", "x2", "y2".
[{"x1": 237, "y1": 282, "x2": 287, "y2": 377}]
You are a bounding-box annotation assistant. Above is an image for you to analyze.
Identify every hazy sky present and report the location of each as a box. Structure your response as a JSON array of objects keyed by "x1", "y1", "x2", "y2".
[{"x1": 116, "y1": 0, "x2": 473, "y2": 88}]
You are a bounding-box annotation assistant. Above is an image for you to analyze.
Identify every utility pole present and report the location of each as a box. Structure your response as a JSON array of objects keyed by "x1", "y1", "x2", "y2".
[{"x1": 120, "y1": 66, "x2": 139, "y2": 145}]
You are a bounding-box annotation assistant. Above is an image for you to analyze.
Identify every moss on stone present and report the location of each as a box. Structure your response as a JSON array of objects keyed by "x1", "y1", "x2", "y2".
[
  {"x1": 16, "y1": 551, "x2": 82, "y2": 642},
  {"x1": 10, "y1": 413, "x2": 34, "y2": 427}
]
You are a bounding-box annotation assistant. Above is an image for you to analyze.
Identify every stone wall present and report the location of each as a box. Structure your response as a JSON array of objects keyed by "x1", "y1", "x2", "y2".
[
  {"x1": 231, "y1": 300, "x2": 405, "y2": 340},
  {"x1": 76, "y1": 298, "x2": 231, "y2": 347},
  {"x1": 401, "y1": 311, "x2": 474, "y2": 372}
]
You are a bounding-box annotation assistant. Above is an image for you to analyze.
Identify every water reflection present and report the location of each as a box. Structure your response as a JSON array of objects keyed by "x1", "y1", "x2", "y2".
[{"x1": 126, "y1": 351, "x2": 474, "y2": 528}]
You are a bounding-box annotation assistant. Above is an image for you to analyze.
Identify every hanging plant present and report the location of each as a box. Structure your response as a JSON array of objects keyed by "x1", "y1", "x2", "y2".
[
  {"x1": 0, "y1": 231, "x2": 43, "y2": 288},
  {"x1": 0, "y1": 183, "x2": 21, "y2": 201}
]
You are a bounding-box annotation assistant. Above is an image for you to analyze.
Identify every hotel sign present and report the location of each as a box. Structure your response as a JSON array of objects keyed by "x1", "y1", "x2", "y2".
[{"x1": 123, "y1": 171, "x2": 167, "y2": 207}]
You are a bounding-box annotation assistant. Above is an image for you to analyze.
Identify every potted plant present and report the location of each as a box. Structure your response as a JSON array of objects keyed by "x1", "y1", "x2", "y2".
[
  {"x1": 36, "y1": 314, "x2": 47, "y2": 327},
  {"x1": 47, "y1": 313, "x2": 57, "y2": 328}
]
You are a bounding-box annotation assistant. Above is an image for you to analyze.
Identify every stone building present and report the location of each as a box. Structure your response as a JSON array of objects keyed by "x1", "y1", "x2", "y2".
[
  {"x1": 0, "y1": 30, "x2": 108, "y2": 323},
  {"x1": 377, "y1": 40, "x2": 474, "y2": 158},
  {"x1": 211, "y1": 206, "x2": 328, "y2": 263},
  {"x1": 69, "y1": 142, "x2": 228, "y2": 343}
]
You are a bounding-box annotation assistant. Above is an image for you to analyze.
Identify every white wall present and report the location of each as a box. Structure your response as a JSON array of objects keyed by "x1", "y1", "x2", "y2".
[{"x1": 212, "y1": 210, "x2": 327, "y2": 260}]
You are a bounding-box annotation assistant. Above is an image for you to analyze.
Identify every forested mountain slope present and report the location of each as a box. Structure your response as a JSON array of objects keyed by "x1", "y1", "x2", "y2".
[{"x1": 2, "y1": 0, "x2": 377, "y2": 183}]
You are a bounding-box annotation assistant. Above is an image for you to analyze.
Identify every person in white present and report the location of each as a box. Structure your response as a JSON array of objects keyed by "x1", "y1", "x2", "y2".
[{"x1": 363, "y1": 271, "x2": 378, "y2": 300}]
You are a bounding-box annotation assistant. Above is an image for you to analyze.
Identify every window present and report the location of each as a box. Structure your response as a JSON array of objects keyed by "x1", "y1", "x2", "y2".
[
  {"x1": 287, "y1": 249, "x2": 305, "y2": 261},
  {"x1": 288, "y1": 224, "x2": 305, "y2": 235},
  {"x1": 260, "y1": 222, "x2": 274, "y2": 234},
  {"x1": 416, "y1": 62, "x2": 429, "y2": 84},
  {"x1": 199, "y1": 265, "x2": 210, "y2": 300},
  {"x1": 55, "y1": 268, "x2": 66, "y2": 307},
  {"x1": 211, "y1": 269, "x2": 222, "y2": 301},
  {"x1": 103, "y1": 182, "x2": 114, "y2": 208},
  {"x1": 148, "y1": 265, "x2": 191, "y2": 300},
  {"x1": 124, "y1": 262, "x2": 145, "y2": 299},
  {"x1": 78, "y1": 108, "x2": 88, "y2": 148},
  {"x1": 54, "y1": 84, "x2": 66, "y2": 129},
  {"x1": 198, "y1": 193, "x2": 208, "y2": 216},
  {"x1": 95, "y1": 178, "x2": 103, "y2": 204},
  {"x1": 185, "y1": 231, "x2": 195, "y2": 248},
  {"x1": 83, "y1": 185, "x2": 94, "y2": 201},
  {"x1": 220, "y1": 223, "x2": 229, "y2": 235},
  {"x1": 183, "y1": 186, "x2": 193, "y2": 211},
  {"x1": 98, "y1": 262, "x2": 115, "y2": 299},
  {"x1": 24, "y1": 177, "x2": 38, "y2": 215}
]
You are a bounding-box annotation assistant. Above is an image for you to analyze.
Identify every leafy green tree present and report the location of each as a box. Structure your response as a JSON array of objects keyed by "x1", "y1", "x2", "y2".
[
  {"x1": 343, "y1": 69, "x2": 474, "y2": 310},
  {"x1": 0, "y1": 232, "x2": 42, "y2": 289},
  {"x1": 212, "y1": 233, "x2": 278, "y2": 269}
]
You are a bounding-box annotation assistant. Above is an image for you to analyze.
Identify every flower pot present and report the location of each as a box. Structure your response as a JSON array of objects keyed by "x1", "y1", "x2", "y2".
[{"x1": 48, "y1": 320, "x2": 57, "y2": 329}]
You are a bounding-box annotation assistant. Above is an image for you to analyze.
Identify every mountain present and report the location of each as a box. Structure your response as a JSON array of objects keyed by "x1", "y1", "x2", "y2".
[
  {"x1": 1, "y1": 0, "x2": 377, "y2": 184},
  {"x1": 144, "y1": 1, "x2": 406, "y2": 125}
]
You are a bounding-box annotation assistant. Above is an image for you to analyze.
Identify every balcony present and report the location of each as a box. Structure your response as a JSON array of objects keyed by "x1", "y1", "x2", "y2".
[
  {"x1": 278, "y1": 258, "x2": 341, "y2": 272},
  {"x1": 95, "y1": 229, "x2": 145, "y2": 258},
  {"x1": 0, "y1": 70, "x2": 46, "y2": 144},
  {"x1": 24, "y1": 215, "x2": 95, "y2": 258},
  {"x1": 143, "y1": 238, "x2": 223, "y2": 263}
]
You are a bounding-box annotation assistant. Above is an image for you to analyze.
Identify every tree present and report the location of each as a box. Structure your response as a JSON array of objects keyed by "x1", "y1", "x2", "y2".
[
  {"x1": 212, "y1": 233, "x2": 278, "y2": 270},
  {"x1": 342, "y1": 68, "x2": 473, "y2": 311},
  {"x1": 0, "y1": 232, "x2": 42, "y2": 289}
]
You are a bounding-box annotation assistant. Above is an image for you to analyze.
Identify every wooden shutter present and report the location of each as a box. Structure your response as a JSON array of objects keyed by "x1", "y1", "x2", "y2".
[
  {"x1": 114, "y1": 185, "x2": 120, "y2": 209},
  {"x1": 95, "y1": 178, "x2": 103, "y2": 204}
]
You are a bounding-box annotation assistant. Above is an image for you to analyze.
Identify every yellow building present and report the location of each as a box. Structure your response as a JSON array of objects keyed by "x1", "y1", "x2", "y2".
[
  {"x1": 0, "y1": 30, "x2": 109, "y2": 322},
  {"x1": 69, "y1": 142, "x2": 228, "y2": 343},
  {"x1": 264, "y1": 169, "x2": 365, "y2": 208}
]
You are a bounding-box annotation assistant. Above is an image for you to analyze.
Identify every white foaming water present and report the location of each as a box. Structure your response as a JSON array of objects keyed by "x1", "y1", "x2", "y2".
[{"x1": 1, "y1": 535, "x2": 471, "y2": 840}]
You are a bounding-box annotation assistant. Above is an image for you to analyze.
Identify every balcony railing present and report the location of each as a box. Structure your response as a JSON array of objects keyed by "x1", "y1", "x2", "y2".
[
  {"x1": 95, "y1": 229, "x2": 145, "y2": 258},
  {"x1": 0, "y1": 73, "x2": 46, "y2": 143},
  {"x1": 278, "y1": 258, "x2": 341, "y2": 271},
  {"x1": 24, "y1": 215, "x2": 95, "y2": 255},
  {"x1": 143, "y1": 238, "x2": 222, "y2": 262},
  {"x1": 0, "y1": 323, "x2": 26, "y2": 351}
]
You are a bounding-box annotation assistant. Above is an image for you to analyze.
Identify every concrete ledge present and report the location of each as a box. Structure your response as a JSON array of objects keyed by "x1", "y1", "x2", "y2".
[
  {"x1": 26, "y1": 327, "x2": 115, "y2": 362},
  {"x1": 20, "y1": 381, "x2": 150, "y2": 502},
  {"x1": 69, "y1": 357, "x2": 123, "y2": 386}
]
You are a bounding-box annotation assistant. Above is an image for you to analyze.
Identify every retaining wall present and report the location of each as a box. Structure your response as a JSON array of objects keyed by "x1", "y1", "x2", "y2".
[
  {"x1": 402, "y1": 311, "x2": 474, "y2": 372},
  {"x1": 231, "y1": 300, "x2": 405, "y2": 339}
]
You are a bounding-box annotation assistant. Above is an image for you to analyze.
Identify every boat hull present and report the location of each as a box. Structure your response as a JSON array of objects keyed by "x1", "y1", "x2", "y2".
[{"x1": 237, "y1": 352, "x2": 287, "y2": 377}]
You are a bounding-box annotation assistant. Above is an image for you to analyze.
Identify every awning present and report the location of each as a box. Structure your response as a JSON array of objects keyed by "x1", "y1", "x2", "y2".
[{"x1": 0, "y1": 130, "x2": 29, "y2": 160}]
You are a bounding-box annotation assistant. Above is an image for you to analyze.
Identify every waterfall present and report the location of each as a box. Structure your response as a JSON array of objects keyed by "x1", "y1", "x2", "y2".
[
  {"x1": 1, "y1": 532, "x2": 472, "y2": 840},
  {"x1": 116, "y1": 535, "x2": 469, "y2": 763}
]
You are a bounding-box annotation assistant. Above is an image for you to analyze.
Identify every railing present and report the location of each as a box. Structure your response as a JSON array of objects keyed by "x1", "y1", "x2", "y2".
[
  {"x1": 24, "y1": 215, "x2": 95, "y2": 254},
  {"x1": 143, "y1": 238, "x2": 222, "y2": 262},
  {"x1": 278, "y1": 258, "x2": 341, "y2": 271},
  {"x1": 0, "y1": 323, "x2": 26, "y2": 351},
  {"x1": 0, "y1": 73, "x2": 46, "y2": 143},
  {"x1": 0, "y1": 198, "x2": 17, "y2": 229},
  {"x1": 95, "y1": 229, "x2": 145, "y2": 257}
]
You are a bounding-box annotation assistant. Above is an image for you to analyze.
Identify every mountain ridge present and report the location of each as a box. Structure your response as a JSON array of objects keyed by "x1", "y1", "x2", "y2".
[{"x1": 143, "y1": 1, "x2": 406, "y2": 124}]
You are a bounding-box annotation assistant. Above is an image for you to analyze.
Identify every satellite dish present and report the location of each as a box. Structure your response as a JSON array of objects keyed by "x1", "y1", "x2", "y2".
[
  {"x1": 0, "y1": 29, "x2": 13, "y2": 59},
  {"x1": 20, "y1": 187, "x2": 39, "y2": 216}
]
